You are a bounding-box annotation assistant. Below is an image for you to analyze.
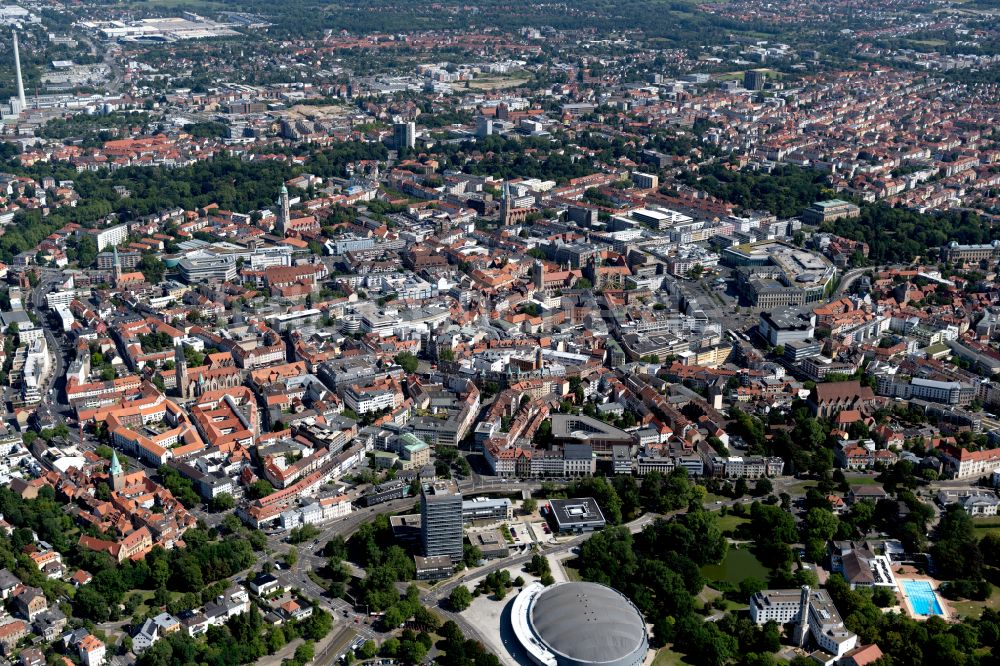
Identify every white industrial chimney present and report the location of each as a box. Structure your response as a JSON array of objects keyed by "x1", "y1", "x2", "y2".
[{"x1": 13, "y1": 30, "x2": 26, "y2": 112}]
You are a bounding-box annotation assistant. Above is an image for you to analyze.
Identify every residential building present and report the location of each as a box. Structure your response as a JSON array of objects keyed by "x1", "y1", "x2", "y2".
[
  {"x1": 937, "y1": 489, "x2": 1000, "y2": 516},
  {"x1": 78, "y1": 634, "x2": 106, "y2": 666}
]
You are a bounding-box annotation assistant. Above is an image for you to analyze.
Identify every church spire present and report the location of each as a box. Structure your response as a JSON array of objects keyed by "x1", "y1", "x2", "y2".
[
  {"x1": 500, "y1": 181, "x2": 512, "y2": 226},
  {"x1": 112, "y1": 244, "x2": 122, "y2": 282},
  {"x1": 109, "y1": 450, "x2": 124, "y2": 492},
  {"x1": 175, "y1": 342, "x2": 189, "y2": 399}
]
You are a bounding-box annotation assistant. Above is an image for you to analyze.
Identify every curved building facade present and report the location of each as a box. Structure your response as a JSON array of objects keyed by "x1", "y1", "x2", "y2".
[{"x1": 511, "y1": 582, "x2": 648, "y2": 666}]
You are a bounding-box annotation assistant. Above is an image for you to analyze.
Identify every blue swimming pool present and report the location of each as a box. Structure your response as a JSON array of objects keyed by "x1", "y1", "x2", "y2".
[{"x1": 902, "y1": 580, "x2": 944, "y2": 616}]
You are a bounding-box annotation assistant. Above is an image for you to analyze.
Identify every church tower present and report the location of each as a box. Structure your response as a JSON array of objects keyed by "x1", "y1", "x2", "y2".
[
  {"x1": 112, "y1": 245, "x2": 123, "y2": 283},
  {"x1": 175, "y1": 342, "x2": 189, "y2": 399},
  {"x1": 109, "y1": 450, "x2": 125, "y2": 492},
  {"x1": 276, "y1": 184, "x2": 290, "y2": 236},
  {"x1": 500, "y1": 181, "x2": 512, "y2": 227}
]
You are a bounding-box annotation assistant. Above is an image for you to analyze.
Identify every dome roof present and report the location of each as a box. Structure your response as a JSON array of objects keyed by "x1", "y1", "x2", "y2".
[{"x1": 529, "y1": 582, "x2": 646, "y2": 665}]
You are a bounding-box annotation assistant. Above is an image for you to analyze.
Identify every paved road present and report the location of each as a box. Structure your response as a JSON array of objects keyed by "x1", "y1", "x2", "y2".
[
  {"x1": 311, "y1": 625, "x2": 361, "y2": 666},
  {"x1": 26, "y1": 270, "x2": 74, "y2": 427},
  {"x1": 834, "y1": 267, "x2": 868, "y2": 297}
]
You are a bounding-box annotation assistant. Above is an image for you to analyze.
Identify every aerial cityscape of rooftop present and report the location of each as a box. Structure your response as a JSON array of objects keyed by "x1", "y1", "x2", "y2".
[{"x1": 0, "y1": 0, "x2": 998, "y2": 665}]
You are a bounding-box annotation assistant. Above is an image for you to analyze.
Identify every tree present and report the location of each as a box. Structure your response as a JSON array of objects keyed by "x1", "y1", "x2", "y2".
[
  {"x1": 932, "y1": 506, "x2": 983, "y2": 580},
  {"x1": 414, "y1": 606, "x2": 441, "y2": 632},
  {"x1": 754, "y1": 478, "x2": 773, "y2": 496},
  {"x1": 74, "y1": 585, "x2": 110, "y2": 622},
  {"x1": 266, "y1": 627, "x2": 287, "y2": 654},
  {"x1": 294, "y1": 641, "x2": 315, "y2": 664},
  {"x1": 567, "y1": 477, "x2": 622, "y2": 524},
  {"x1": 384, "y1": 604, "x2": 408, "y2": 629},
  {"x1": 289, "y1": 524, "x2": 321, "y2": 544},
  {"x1": 527, "y1": 554, "x2": 551, "y2": 577},
  {"x1": 138, "y1": 253, "x2": 166, "y2": 284},
  {"x1": 400, "y1": 638, "x2": 428, "y2": 665},
  {"x1": 463, "y1": 544, "x2": 483, "y2": 568},
  {"x1": 301, "y1": 608, "x2": 333, "y2": 640},
  {"x1": 449, "y1": 585, "x2": 472, "y2": 611},
  {"x1": 750, "y1": 503, "x2": 797, "y2": 568},
  {"x1": 210, "y1": 493, "x2": 235, "y2": 511},
  {"x1": 359, "y1": 640, "x2": 378, "y2": 660},
  {"x1": 739, "y1": 577, "x2": 766, "y2": 599},
  {"x1": 284, "y1": 547, "x2": 298, "y2": 568},
  {"x1": 75, "y1": 235, "x2": 98, "y2": 267},
  {"x1": 873, "y1": 587, "x2": 896, "y2": 607},
  {"x1": 247, "y1": 479, "x2": 275, "y2": 500},
  {"x1": 394, "y1": 352, "x2": 419, "y2": 374},
  {"x1": 808, "y1": 447, "x2": 834, "y2": 479},
  {"x1": 803, "y1": 507, "x2": 839, "y2": 542}
]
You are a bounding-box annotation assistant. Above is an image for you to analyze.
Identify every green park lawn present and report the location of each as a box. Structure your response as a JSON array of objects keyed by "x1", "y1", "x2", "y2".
[
  {"x1": 562, "y1": 557, "x2": 583, "y2": 582},
  {"x1": 846, "y1": 476, "x2": 882, "y2": 486},
  {"x1": 972, "y1": 518, "x2": 1000, "y2": 538},
  {"x1": 949, "y1": 565, "x2": 1000, "y2": 618},
  {"x1": 783, "y1": 480, "x2": 818, "y2": 495},
  {"x1": 652, "y1": 646, "x2": 695, "y2": 666},
  {"x1": 713, "y1": 513, "x2": 750, "y2": 535},
  {"x1": 950, "y1": 586, "x2": 1000, "y2": 618}
]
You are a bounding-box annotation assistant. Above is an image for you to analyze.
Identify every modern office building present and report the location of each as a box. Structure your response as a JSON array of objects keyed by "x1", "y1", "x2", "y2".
[
  {"x1": 631, "y1": 172, "x2": 659, "y2": 189},
  {"x1": 394, "y1": 121, "x2": 416, "y2": 150},
  {"x1": 549, "y1": 414, "x2": 634, "y2": 455},
  {"x1": 462, "y1": 497, "x2": 513, "y2": 524},
  {"x1": 758, "y1": 306, "x2": 817, "y2": 346},
  {"x1": 744, "y1": 70, "x2": 766, "y2": 91},
  {"x1": 420, "y1": 480, "x2": 463, "y2": 562},
  {"x1": 177, "y1": 250, "x2": 238, "y2": 283},
  {"x1": 547, "y1": 497, "x2": 606, "y2": 533},
  {"x1": 360, "y1": 479, "x2": 411, "y2": 507}
]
